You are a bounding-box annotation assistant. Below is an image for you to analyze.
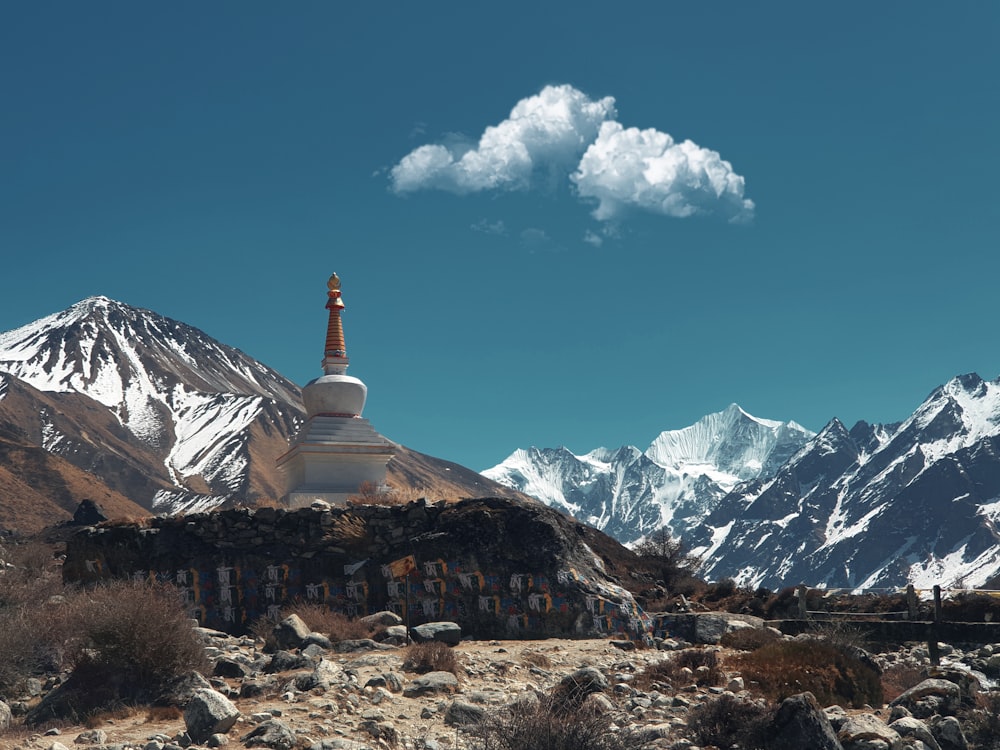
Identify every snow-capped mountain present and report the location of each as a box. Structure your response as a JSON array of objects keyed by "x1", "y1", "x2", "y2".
[
  {"x1": 688, "y1": 373, "x2": 1000, "y2": 590},
  {"x1": 0, "y1": 297, "x2": 530, "y2": 524},
  {"x1": 483, "y1": 404, "x2": 815, "y2": 544},
  {"x1": 0, "y1": 296, "x2": 303, "y2": 514}
]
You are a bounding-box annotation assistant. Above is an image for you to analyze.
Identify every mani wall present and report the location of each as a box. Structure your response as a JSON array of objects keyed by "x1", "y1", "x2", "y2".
[{"x1": 62, "y1": 497, "x2": 652, "y2": 641}]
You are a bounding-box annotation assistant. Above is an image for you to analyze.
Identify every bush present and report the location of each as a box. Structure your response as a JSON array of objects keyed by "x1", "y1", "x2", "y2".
[
  {"x1": 720, "y1": 627, "x2": 782, "y2": 652},
  {"x1": 402, "y1": 641, "x2": 458, "y2": 675},
  {"x1": 283, "y1": 602, "x2": 377, "y2": 641},
  {"x1": 686, "y1": 694, "x2": 775, "y2": 750},
  {"x1": 26, "y1": 581, "x2": 209, "y2": 723},
  {"x1": 634, "y1": 648, "x2": 724, "y2": 690},
  {"x1": 880, "y1": 663, "x2": 926, "y2": 703},
  {"x1": 734, "y1": 638, "x2": 883, "y2": 708},
  {"x1": 634, "y1": 528, "x2": 702, "y2": 591},
  {"x1": 471, "y1": 697, "x2": 645, "y2": 750},
  {"x1": 960, "y1": 691, "x2": 1000, "y2": 750}
]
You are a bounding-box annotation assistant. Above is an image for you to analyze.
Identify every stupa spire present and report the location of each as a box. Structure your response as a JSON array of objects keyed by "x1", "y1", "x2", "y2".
[{"x1": 323, "y1": 273, "x2": 348, "y2": 375}]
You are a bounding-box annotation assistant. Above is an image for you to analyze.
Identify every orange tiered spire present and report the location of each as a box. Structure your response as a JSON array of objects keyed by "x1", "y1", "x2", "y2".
[{"x1": 324, "y1": 273, "x2": 347, "y2": 361}]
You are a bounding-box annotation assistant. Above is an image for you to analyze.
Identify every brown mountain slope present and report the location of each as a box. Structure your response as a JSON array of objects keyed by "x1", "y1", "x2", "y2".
[
  {"x1": 385, "y1": 444, "x2": 536, "y2": 504},
  {"x1": 0, "y1": 437, "x2": 147, "y2": 534}
]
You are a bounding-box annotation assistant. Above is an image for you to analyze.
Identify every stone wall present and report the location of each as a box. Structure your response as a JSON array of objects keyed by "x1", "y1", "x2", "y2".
[{"x1": 63, "y1": 497, "x2": 652, "y2": 641}]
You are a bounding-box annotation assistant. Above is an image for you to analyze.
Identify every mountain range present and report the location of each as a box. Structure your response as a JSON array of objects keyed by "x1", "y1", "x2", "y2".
[
  {"x1": 485, "y1": 377, "x2": 1000, "y2": 590},
  {"x1": 0, "y1": 297, "x2": 527, "y2": 533},
  {"x1": 5, "y1": 297, "x2": 1000, "y2": 592}
]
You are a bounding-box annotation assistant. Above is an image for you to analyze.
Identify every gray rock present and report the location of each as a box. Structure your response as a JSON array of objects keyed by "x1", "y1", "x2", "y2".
[
  {"x1": 0, "y1": 700, "x2": 11, "y2": 731},
  {"x1": 837, "y1": 714, "x2": 902, "y2": 750},
  {"x1": 242, "y1": 719, "x2": 298, "y2": 749},
  {"x1": 928, "y1": 715, "x2": 968, "y2": 750},
  {"x1": 213, "y1": 657, "x2": 249, "y2": 678},
  {"x1": 207, "y1": 733, "x2": 230, "y2": 747},
  {"x1": 273, "y1": 614, "x2": 311, "y2": 650},
  {"x1": 889, "y1": 717, "x2": 941, "y2": 750},
  {"x1": 296, "y1": 658, "x2": 344, "y2": 692},
  {"x1": 402, "y1": 671, "x2": 459, "y2": 696},
  {"x1": 410, "y1": 621, "x2": 462, "y2": 645},
  {"x1": 184, "y1": 688, "x2": 240, "y2": 743},
  {"x1": 266, "y1": 650, "x2": 310, "y2": 673},
  {"x1": 302, "y1": 632, "x2": 332, "y2": 650},
  {"x1": 556, "y1": 666, "x2": 609, "y2": 701},
  {"x1": 360, "y1": 610, "x2": 403, "y2": 628},
  {"x1": 891, "y1": 679, "x2": 961, "y2": 718},
  {"x1": 766, "y1": 692, "x2": 844, "y2": 750},
  {"x1": 333, "y1": 638, "x2": 395, "y2": 652},
  {"x1": 73, "y1": 729, "x2": 107, "y2": 744},
  {"x1": 383, "y1": 672, "x2": 404, "y2": 692},
  {"x1": 444, "y1": 700, "x2": 486, "y2": 726}
]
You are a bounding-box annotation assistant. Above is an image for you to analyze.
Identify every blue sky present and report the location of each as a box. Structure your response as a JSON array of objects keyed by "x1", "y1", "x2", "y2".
[{"x1": 2, "y1": 3, "x2": 998, "y2": 471}]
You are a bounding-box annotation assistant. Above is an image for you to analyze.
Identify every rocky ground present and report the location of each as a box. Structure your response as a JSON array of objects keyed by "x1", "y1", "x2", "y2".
[{"x1": 2, "y1": 613, "x2": 999, "y2": 750}]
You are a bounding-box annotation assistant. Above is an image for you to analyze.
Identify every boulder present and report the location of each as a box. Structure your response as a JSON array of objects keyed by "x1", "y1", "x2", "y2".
[
  {"x1": 444, "y1": 700, "x2": 486, "y2": 726},
  {"x1": 273, "y1": 615, "x2": 311, "y2": 650},
  {"x1": 766, "y1": 692, "x2": 844, "y2": 750},
  {"x1": 184, "y1": 689, "x2": 240, "y2": 743},
  {"x1": 0, "y1": 700, "x2": 10, "y2": 731},
  {"x1": 890, "y1": 679, "x2": 961, "y2": 718},
  {"x1": 242, "y1": 719, "x2": 297, "y2": 750},
  {"x1": 333, "y1": 638, "x2": 395, "y2": 653},
  {"x1": 361, "y1": 611, "x2": 403, "y2": 628},
  {"x1": 402, "y1": 671, "x2": 459, "y2": 697},
  {"x1": 410, "y1": 621, "x2": 461, "y2": 646},
  {"x1": 837, "y1": 714, "x2": 902, "y2": 750},
  {"x1": 928, "y1": 715, "x2": 969, "y2": 750},
  {"x1": 889, "y1": 716, "x2": 941, "y2": 750},
  {"x1": 72, "y1": 499, "x2": 108, "y2": 525}
]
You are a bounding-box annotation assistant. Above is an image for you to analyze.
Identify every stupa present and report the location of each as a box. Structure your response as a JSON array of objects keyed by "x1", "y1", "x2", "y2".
[{"x1": 277, "y1": 273, "x2": 395, "y2": 507}]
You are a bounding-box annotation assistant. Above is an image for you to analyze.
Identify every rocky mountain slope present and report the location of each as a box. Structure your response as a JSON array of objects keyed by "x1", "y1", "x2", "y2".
[
  {"x1": 488, "y1": 373, "x2": 1000, "y2": 591},
  {"x1": 687, "y1": 373, "x2": 1000, "y2": 590},
  {"x1": 0, "y1": 297, "x2": 528, "y2": 530},
  {"x1": 482, "y1": 404, "x2": 814, "y2": 544}
]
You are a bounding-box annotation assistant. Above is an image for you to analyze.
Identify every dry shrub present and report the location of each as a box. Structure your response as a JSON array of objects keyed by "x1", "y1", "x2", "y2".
[
  {"x1": 325, "y1": 513, "x2": 368, "y2": 546},
  {"x1": 880, "y1": 662, "x2": 926, "y2": 703},
  {"x1": 273, "y1": 602, "x2": 381, "y2": 643},
  {"x1": 145, "y1": 705, "x2": 183, "y2": 723},
  {"x1": 634, "y1": 648, "x2": 724, "y2": 690},
  {"x1": 26, "y1": 581, "x2": 209, "y2": 723},
  {"x1": 959, "y1": 690, "x2": 1000, "y2": 750},
  {"x1": 734, "y1": 638, "x2": 883, "y2": 708},
  {"x1": 685, "y1": 693, "x2": 774, "y2": 750},
  {"x1": 720, "y1": 627, "x2": 782, "y2": 652},
  {"x1": 402, "y1": 641, "x2": 458, "y2": 675},
  {"x1": 471, "y1": 697, "x2": 644, "y2": 750},
  {"x1": 347, "y1": 481, "x2": 418, "y2": 506},
  {"x1": 0, "y1": 542, "x2": 72, "y2": 696},
  {"x1": 521, "y1": 650, "x2": 552, "y2": 669}
]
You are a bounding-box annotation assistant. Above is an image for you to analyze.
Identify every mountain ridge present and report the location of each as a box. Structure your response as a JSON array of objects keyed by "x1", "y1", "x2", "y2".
[{"x1": 0, "y1": 296, "x2": 532, "y2": 530}]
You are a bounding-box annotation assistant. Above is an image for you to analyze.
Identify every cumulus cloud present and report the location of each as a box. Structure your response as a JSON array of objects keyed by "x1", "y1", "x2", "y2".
[
  {"x1": 572, "y1": 122, "x2": 755, "y2": 222},
  {"x1": 390, "y1": 84, "x2": 754, "y2": 223},
  {"x1": 582, "y1": 230, "x2": 603, "y2": 247},
  {"x1": 391, "y1": 84, "x2": 616, "y2": 194}
]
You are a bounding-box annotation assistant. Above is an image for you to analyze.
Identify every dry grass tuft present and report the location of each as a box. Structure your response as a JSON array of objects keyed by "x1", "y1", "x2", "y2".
[
  {"x1": 734, "y1": 638, "x2": 882, "y2": 708},
  {"x1": 403, "y1": 641, "x2": 459, "y2": 675},
  {"x1": 634, "y1": 648, "x2": 724, "y2": 690}
]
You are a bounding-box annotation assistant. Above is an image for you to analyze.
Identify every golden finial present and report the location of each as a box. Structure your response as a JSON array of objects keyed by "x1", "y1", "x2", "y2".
[{"x1": 327, "y1": 273, "x2": 341, "y2": 292}]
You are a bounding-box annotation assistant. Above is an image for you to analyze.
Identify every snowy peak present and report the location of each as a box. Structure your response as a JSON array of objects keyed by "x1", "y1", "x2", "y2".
[
  {"x1": 644, "y1": 403, "x2": 815, "y2": 482},
  {"x1": 0, "y1": 296, "x2": 305, "y2": 510},
  {"x1": 483, "y1": 405, "x2": 814, "y2": 544}
]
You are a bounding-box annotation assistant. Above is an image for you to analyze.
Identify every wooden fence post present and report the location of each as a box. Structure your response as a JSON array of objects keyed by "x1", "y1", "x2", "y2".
[
  {"x1": 933, "y1": 585, "x2": 942, "y2": 622},
  {"x1": 906, "y1": 584, "x2": 917, "y2": 620},
  {"x1": 796, "y1": 584, "x2": 808, "y2": 620}
]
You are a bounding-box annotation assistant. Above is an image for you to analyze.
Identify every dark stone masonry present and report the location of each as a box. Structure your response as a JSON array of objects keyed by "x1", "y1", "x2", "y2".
[{"x1": 62, "y1": 497, "x2": 652, "y2": 640}]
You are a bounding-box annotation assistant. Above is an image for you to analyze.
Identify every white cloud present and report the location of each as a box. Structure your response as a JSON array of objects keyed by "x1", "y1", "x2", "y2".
[
  {"x1": 572, "y1": 122, "x2": 755, "y2": 223},
  {"x1": 390, "y1": 84, "x2": 754, "y2": 223},
  {"x1": 391, "y1": 84, "x2": 616, "y2": 194},
  {"x1": 583, "y1": 230, "x2": 603, "y2": 247},
  {"x1": 471, "y1": 218, "x2": 507, "y2": 236}
]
